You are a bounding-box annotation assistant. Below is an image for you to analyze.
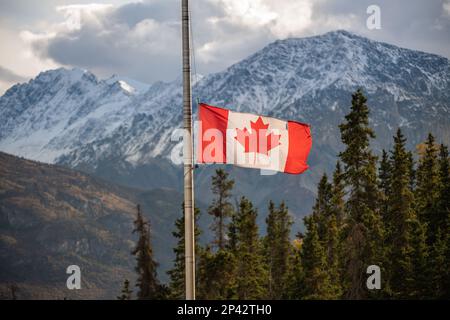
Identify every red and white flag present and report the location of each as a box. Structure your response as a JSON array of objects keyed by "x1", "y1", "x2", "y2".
[{"x1": 197, "y1": 103, "x2": 312, "y2": 174}]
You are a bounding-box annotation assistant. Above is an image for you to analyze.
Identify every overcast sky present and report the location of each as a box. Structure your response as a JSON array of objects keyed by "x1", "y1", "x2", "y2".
[{"x1": 0, "y1": 0, "x2": 449, "y2": 94}]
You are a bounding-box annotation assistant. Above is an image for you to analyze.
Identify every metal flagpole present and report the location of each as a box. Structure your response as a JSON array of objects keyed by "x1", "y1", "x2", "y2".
[{"x1": 181, "y1": 0, "x2": 195, "y2": 300}]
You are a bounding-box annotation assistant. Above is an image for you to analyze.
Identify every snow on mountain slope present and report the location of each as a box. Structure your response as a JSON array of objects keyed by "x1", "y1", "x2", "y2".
[
  {"x1": 105, "y1": 75, "x2": 151, "y2": 94},
  {"x1": 195, "y1": 30, "x2": 449, "y2": 126},
  {"x1": 54, "y1": 31, "x2": 449, "y2": 172},
  {"x1": 0, "y1": 68, "x2": 149, "y2": 163},
  {"x1": 0, "y1": 30, "x2": 449, "y2": 184}
]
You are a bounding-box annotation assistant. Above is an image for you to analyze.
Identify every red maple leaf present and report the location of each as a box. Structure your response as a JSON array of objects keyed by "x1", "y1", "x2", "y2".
[{"x1": 235, "y1": 116, "x2": 281, "y2": 155}]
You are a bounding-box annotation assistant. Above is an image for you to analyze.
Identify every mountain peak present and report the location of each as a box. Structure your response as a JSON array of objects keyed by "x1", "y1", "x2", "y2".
[
  {"x1": 35, "y1": 67, "x2": 98, "y2": 85},
  {"x1": 105, "y1": 74, "x2": 150, "y2": 94},
  {"x1": 267, "y1": 30, "x2": 371, "y2": 51},
  {"x1": 324, "y1": 29, "x2": 360, "y2": 38}
]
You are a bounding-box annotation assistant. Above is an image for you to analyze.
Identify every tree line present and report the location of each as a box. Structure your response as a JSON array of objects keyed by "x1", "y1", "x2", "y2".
[{"x1": 119, "y1": 89, "x2": 449, "y2": 300}]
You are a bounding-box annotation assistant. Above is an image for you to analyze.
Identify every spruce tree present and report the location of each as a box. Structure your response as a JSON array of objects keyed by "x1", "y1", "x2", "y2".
[
  {"x1": 378, "y1": 149, "x2": 391, "y2": 221},
  {"x1": 338, "y1": 89, "x2": 384, "y2": 299},
  {"x1": 208, "y1": 169, "x2": 235, "y2": 250},
  {"x1": 227, "y1": 210, "x2": 238, "y2": 252},
  {"x1": 197, "y1": 170, "x2": 237, "y2": 300},
  {"x1": 330, "y1": 162, "x2": 345, "y2": 298},
  {"x1": 167, "y1": 205, "x2": 201, "y2": 299},
  {"x1": 304, "y1": 174, "x2": 342, "y2": 299},
  {"x1": 433, "y1": 144, "x2": 450, "y2": 298},
  {"x1": 331, "y1": 161, "x2": 345, "y2": 226},
  {"x1": 313, "y1": 174, "x2": 333, "y2": 241},
  {"x1": 286, "y1": 232, "x2": 305, "y2": 299},
  {"x1": 406, "y1": 151, "x2": 416, "y2": 191},
  {"x1": 196, "y1": 246, "x2": 216, "y2": 299},
  {"x1": 326, "y1": 208, "x2": 343, "y2": 299},
  {"x1": 301, "y1": 215, "x2": 334, "y2": 299},
  {"x1": 198, "y1": 248, "x2": 237, "y2": 300},
  {"x1": 117, "y1": 279, "x2": 133, "y2": 300},
  {"x1": 435, "y1": 144, "x2": 450, "y2": 240},
  {"x1": 264, "y1": 201, "x2": 293, "y2": 299},
  {"x1": 415, "y1": 133, "x2": 439, "y2": 243},
  {"x1": 265, "y1": 201, "x2": 277, "y2": 299},
  {"x1": 409, "y1": 218, "x2": 429, "y2": 298},
  {"x1": 415, "y1": 136, "x2": 450, "y2": 298},
  {"x1": 429, "y1": 228, "x2": 447, "y2": 298},
  {"x1": 235, "y1": 197, "x2": 267, "y2": 299},
  {"x1": 386, "y1": 129, "x2": 417, "y2": 298},
  {"x1": 132, "y1": 204, "x2": 161, "y2": 299}
]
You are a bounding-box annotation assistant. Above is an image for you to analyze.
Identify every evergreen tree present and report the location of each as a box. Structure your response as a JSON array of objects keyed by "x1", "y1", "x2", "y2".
[
  {"x1": 301, "y1": 215, "x2": 334, "y2": 299},
  {"x1": 286, "y1": 232, "x2": 305, "y2": 299},
  {"x1": 313, "y1": 174, "x2": 333, "y2": 241},
  {"x1": 227, "y1": 210, "x2": 238, "y2": 252},
  {"x1": 132, "y1": 204, "x2": 161, "y2": 299},
  {"x1": 304, "y1": 174, "x2": 342, "y2": 299},
  {"x1": 330, "y1": 162, "x2": 345, "y2": 298},
  {"x1": 386, "y1": 129, "x2": 417, "y2": 298},
  {"x1": 117, "y1": 279, "x2": 133, "y2": 300},
  {"x1": 235, "y1": 197, "x2": 267, "y2": 299},
  {"x1": 409, "y1": 219, "x2": 430, "y2": 298},
  {"x1": 264, "y1": 201, "x2": 293, "y2": 299},
  {"x1": 406, "y1": 151, "x2": 416, "y2": 191},
  {"x1": 196, "y1": 246, "x2": 215, "y2": 299},
  {"x1": 429, "y1": 228, "x2": 447, "y2": 298},
  {"x1": 197, "y1": 170, "x2": 237, "y2": 300},
  {"x1": 439, "y1": 144, "x2": 450, "y2": 298},
  {"x1": 415, "y1": 133, "x2": 439, "y2": 243},
  {"x1": 208, "y1": 169, "x2": 235, "y2": 250},
  {"x1": 415, "y1": 137, "x2": 450, "y2": 298},
  {"x1": 197, "y1": 246, "x2": 237, "y2": 299},
  {"x1": 331, "y1": 161, "x2": 346, "y2": 226},
  {"x1": 432, "y1": 144, "x2": 450, "y2": 298},
  {"x1": 338, "y1": 89, "x2": 384, "y2": 299},
  {"x1": 167, "y1": 205, "x2": 201, "y2": 300},
  {"x1": 436, "y1": 144, "x2": 450, "y2": 240},
  {"x1": 378, "y1": 149, "x2": 391, "y2": 221},
  {"x1": 378, "y1": 149, "x2": 393, "y2": 298},
  {"x1": 326, "y1": 208, "x2": 343, "y2": 298}
]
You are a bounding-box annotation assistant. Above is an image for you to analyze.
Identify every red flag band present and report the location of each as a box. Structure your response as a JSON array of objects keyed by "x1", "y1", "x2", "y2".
[{"x1": 197, "y1": 103, "x2": 312, "y2": 174}]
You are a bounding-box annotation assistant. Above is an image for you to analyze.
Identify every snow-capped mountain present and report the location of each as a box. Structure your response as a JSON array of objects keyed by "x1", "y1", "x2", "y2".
[
  {"x1": 0, "y1": 68, "x2": 141, "y2": 163},
  {"x1": 194, "y1": 30, "x2": 450, "y2": 151},
  {"x1": 105, "y1": 75, "x2": 151, "y2": 95},
  {"x1": 0, "y1": 30, "x2": 449, "y2": 216}
]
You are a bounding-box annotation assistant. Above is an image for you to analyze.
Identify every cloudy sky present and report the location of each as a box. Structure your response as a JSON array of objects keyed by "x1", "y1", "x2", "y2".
[{"x1": 0, "y1": 0, "x2": 449, "y2": 94}]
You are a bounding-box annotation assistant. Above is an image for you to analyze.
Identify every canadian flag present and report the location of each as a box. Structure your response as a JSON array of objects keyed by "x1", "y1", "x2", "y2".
[{"x1": 197, "y1": 103, "x2": 312, "y2": 174}]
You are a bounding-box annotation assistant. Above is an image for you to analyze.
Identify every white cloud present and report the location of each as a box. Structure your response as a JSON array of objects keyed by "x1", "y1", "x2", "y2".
[
  {"x1": 444, "y1": 0, "x2": 450, "y2": 16},
  {"x1": 262, "y1": 0, "x2": 315, "y2": 38},
  {"x1": 0, "y1": 27, "x2": 59, "y2": 91},
  {"x1": 18, "y1": 2, "x2": 183, "y2": 82},
  {"x1": 0, "y1": 66, "x2": 28, "y2": 95},
  {"x1": 56, "y1": 3, "x2": 114, "y2": 31},
  {"x1": 205, "y1": 0, "x2": 316, "y2": 38},
  {"x1": 0, "y1": 0, "x2": 448, "y2": 88},
  {"x1": 213, "y1": 0, "x2": 277, "y2": 28},
  {"x1": 17, "y1": 0, "x2": 356, "y2": 83}
]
